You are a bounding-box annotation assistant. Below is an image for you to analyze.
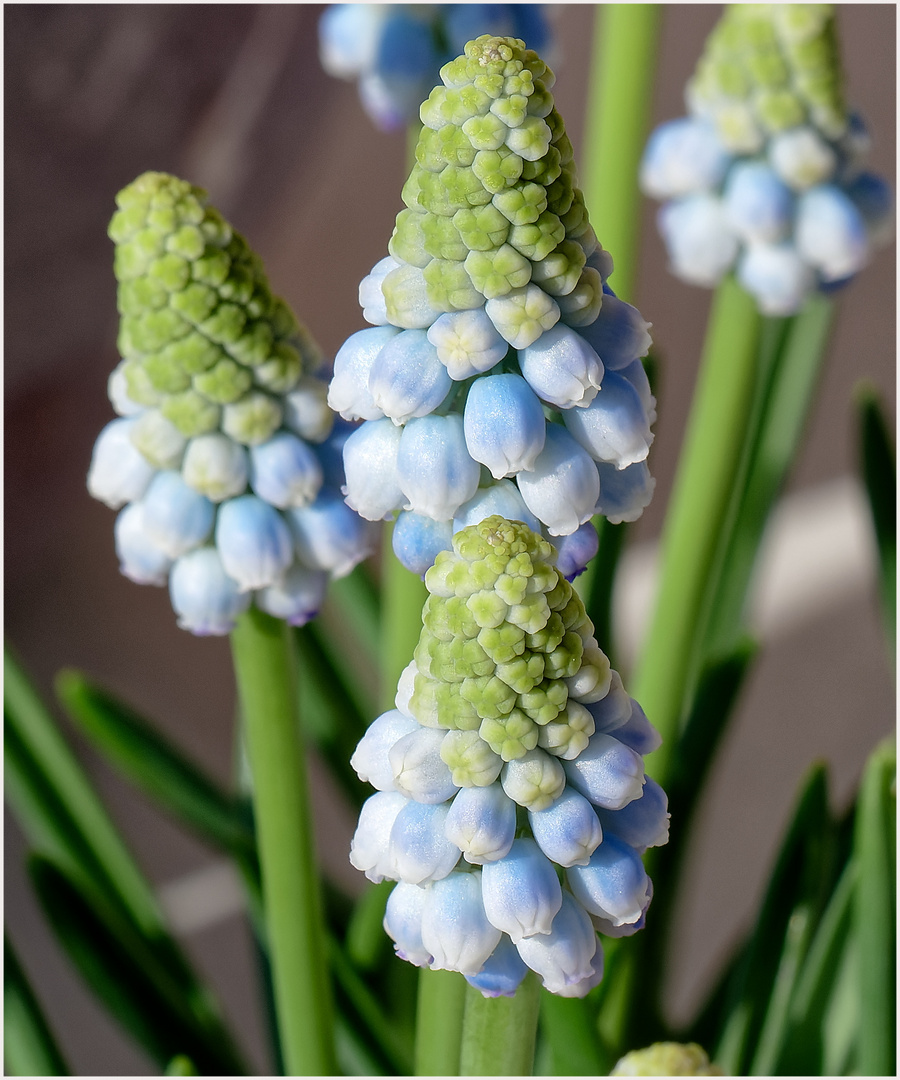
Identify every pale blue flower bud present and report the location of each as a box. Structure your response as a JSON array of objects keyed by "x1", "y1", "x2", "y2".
[
  {"x1": 422, "y1": 870, "x2": 502, "y2": 977},
  {"x1": 608, "y1": 699, "x2": 662, "y2": 756},
  {"x1": 657, "y1": 194, "x2": 739, "y2": 287},
  {"x1": 392, "y1": 511, "x2": 455, "y2": 576},
  {"x1": 114, "y1": 502, "x2": 173, "y2": 586},
  {"x1": 566, "y1": 835, "x2": 652, "y2": 927},
  {"x1": 514, "y1": 890, "x2": 598, "y2": 994},
  {"x1": 359, "y1": 256, "x2": 399, "y2": 326},
  {"x1": 768, "y1": 126, "x2": 837, "y2": 191},
  {"x1": 517, "y1": 423, "x2": 600, "y2": 536},
  {"x1": 318, "y1": 3, "x2": 381, "y2": 78},
  {"x1": 287, "y1": 491, "x2": 376, "y2": 577},
  {"x1": 181, "y1": 433, "x2": 249, "y2": 502},
  {"x1": 619, "y1": 358, "x2": 657, "y2": 426},
  {"x1": 215, "y1": 494, "x2": 293, "y2": 591},
  {"x1": 349, "y1": 790, "x2": 407, "y2": 883},
  {"x1": 586, "y1": 670, "x2": 631, "y2": 734},
  {"x1": 107, "y1": 362, "x2": 143, "y2": 417},
  {"x1": 578, "y1": 293, "x2": 652, "y2": 373},
  {"x1": 847, "y1": 172, "x2": 894, "y2": 247},
  {"x1": 352, "y1": 709, "x2": 421, "y2": 792},
  {"x1": 554, "y1": 522, "x2": 599, "y2": 581},
  {"x1": 390, "y1": 800, "x2": 461, "y2": 885},
  {"x1": 315, "y1": 419, "x2": 354, "y2": 489},
  {"x1": 553, "y1": 947, "x2": 604, "y2": 998},
  {"x1": 249, "y1": 432, "x2": 323, "y2": 509},
  {"x1": 87, "y1": 418, "x2": 157, "y2": 509},
  {"x1": 397, "y1": 414, "x2": 481, "y2": 521},
  {"x1": 255, "y1": 563, "x2": 328, "y2": 627},
  {"x1": 390, "y1": 726, "x2": 460, "y2": 804},
  {"x1": 384, "y1": 881, "x2": 432, "y2": 967},
  {"x1": 444, "y1": 783, "x2": 517, "y2": 865},
  {"x1": 169, "y1": 546, "x2": 250, "y2": 635},
  {"x1": 736, "y1": 243, "x2": 816, "y2": 317},
  {"x1": 452, "y1": 481, "x2": 541, "y2": 536},
  {"x1": 722, "y1": 161, "x2": 794, "y2": 244},
  {"x1": 140, "y1": 470, "x2": 215, "y2": 559},
  {"x1": 465, "y1": 936, "x2": 529, "y2": 998},
  {"x1": 795, "y1": 184, "x2": 869, "y2": 282},
  {"x1": 341, "y1": 417, "x2": 405, "y2": 522},
  {"x1": 427, "y1": 309, "x2": 509, "y2": 380},
  {"x1": 563, "y1": 370, "x2": 654, "y2": 470},
  {"x1": 529, "y1": 786, "x2": 603, "y2": 868},
  {"x1": 640, "y1": 117, "x2": 731, "y2": 200},
  {"x1": 463, "y1": 373, "x2": 546, "y2": 480},
  {"x1": 368, "y1": 329, "x2": 454, "y2": 424},
  {"x1": 328, "y1": 326, "x2": 399, "y2": 421},
  {"x1": 563, "y1": 732, "x2": 645, "y2": 811},
  {"x1": 596, "y1": 461, "x2": 655, "y2": 525},
  {"x1": 596, "y1": 777, "x2": 669, "y2": 852},
  {"x1": 129, "y1": 409, "x2": 187, "y2": 470},
  {"x1": 518, "y1": 323, "x2": 603, "y2": 409},
  {"x1": 500, "y1": 748, "x2": 566, "y2": 812},
  {"x1": 282, "y1": 377, "x2": 334, "y2": 443}
]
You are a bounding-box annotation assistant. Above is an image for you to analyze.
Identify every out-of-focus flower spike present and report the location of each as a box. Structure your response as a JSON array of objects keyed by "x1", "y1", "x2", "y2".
[
  {"x1": 643, "y1": 4, "x2": 892, "y2": 312},
  {"x1": 330, "y1": 34, "x2": 656, "y2": 575},
  {"x1": 92, "y1": 171, "x2": 372, "y2": 633},
  {"x1": 611, "y1": 1042, "x2": 724, "y2": 1076},
  {"x1": 349, "y1": 517, "x2": 667, "y2": 996}
]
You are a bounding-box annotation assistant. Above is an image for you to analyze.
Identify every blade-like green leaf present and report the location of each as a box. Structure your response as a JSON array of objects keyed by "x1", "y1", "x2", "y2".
[
  {"x1": 538, "y1": 992, "x2": 606, "y2": 1076},
  {"x1": 345, "y1": 880, "x2": 392, "y2": 972},
  {"x1": 28, "y1": 855, "x2": 246, "y2": 1075},
  {"x1": 857, "y1": 383, "x2": 896, "y2": 649},
  {"x1": 713, "y1": 763, "x2": 835, "y2": 1075},
  {"x1": 55, "y1": 669, "x2": 256, "y2": 862},
  {"x1": 853, "y1": 738, "x2": 896, "y2": 1076},
  {"x1": 4, "y1": 932, "x2": 69, "y2": 1076}
]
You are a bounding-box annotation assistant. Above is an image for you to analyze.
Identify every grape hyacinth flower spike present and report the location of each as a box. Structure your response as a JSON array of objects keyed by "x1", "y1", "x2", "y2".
[
  {"x1": 88, "y1": 171, "x2": 376, "y2": 635},
  {"x1": 349, "y1": 516, "x2": 669, "y2": 998},
  {"x1": 330, "y1": 34, "x2": 657, "y2": 579},
  {"x1": 640, "y1": 3, "x2": 893, "y2": 315},
  {"x1": 319, "y1": 4, "x2": 553, "y2": 132}
]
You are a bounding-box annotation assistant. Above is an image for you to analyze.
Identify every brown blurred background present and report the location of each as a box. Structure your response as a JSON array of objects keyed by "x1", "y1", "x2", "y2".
[{"x1": 5, "y1": 5, "x2": 895, "y2": 1075}]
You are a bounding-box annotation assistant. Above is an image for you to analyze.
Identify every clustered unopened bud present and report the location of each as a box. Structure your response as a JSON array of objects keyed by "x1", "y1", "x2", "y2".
[
  {"x1": 330, "y1": 35, "x2": 657, "y2": 580},
  {"x1": 88, "y1": 172, "x2": 375, "y2": 634},
  {"x1": 641, "y1": 4, "x2": 893, "y2": 314},
  {"x1": 349, "y1": 517, "x2": 669, "y2": 997}
]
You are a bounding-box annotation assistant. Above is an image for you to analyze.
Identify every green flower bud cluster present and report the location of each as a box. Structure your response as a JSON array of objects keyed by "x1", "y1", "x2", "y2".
[
  {"x1": 109, "y1": 172, "x2": 323, "y2": 455},
  {"x1": 687, "y1": 3, "x2": 846, "y2": 153},
  {"x1": 384, "y1": 34, "x2": 604, "y2": 349},
  {"x1": 408, "y1": 516, "x2": 612, "y2": 796},
  {"x1": 611, "y1": 1042, "x2": 724, "y2": 1077}
]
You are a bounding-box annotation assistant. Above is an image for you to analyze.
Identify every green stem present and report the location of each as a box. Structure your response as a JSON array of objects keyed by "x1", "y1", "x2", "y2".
[
  {"x1": 631, "y1": 277, "x2": 761, "y2": 785},
  {"x1": 581, "y1": 3, "x2": 661, "y2": 303},
  {"x1": 415, "y1": 968, "x2": 467, "y2": 1076},
  {"x1": 458, "y1": 974, "x2": 541, "y2": 1077},
  {"x1": 230, "y1": 608, "x2": 336, "y2": 1076},
  {"x1": 381, "y1": 522, "x2": 429, "y2": 711}
]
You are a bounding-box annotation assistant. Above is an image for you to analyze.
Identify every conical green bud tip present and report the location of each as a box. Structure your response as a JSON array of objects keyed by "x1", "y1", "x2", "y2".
[
  {"x1": 109, "y1": 171, "x2": 320, "y2": 443},
  {"x1": 411, "y1": 517, "x2": 611, "y2": 773}
]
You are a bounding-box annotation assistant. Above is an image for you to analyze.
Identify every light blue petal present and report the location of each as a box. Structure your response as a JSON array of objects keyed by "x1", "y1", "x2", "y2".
[
  {"x1": 566, "y1": 835, "x2": 651, "y2": 927},
  {"x1": 368, "y1": 328, "x2": 453, "y2": 424},
  {"x1": 255, "y1": 563, "x2": 328, "y2": 627},
  {"x1": 529, "y1": 786, "x2": 603, "y2": 868},
  {"x1": 114, "y1": 502, "x2": 173, "y2": 586},
  {"x1": 328, "y1": 325, "x2": 399, "y2": 420},
  {"x1": 481, "y1": 837, "x2": 562, "y2": 941},
  {"x1": 87, "y1": 418, "x2": 156, "y2": 509},
  {"x1": 169, "y1": 546, "x2": 250, "y2": 636},
  {"x1": 397, "y1": 414, "x2": 482, "y2": 521},
  {"x1": 453, "y1": 480, "x2": 541, "y2": 535},
  {"x1": 553, "y1": 521, "x2": 599, "y2": 582},
  {"x1": 562, "y1": 731, "x2": 645, "y2": 811},
  {"x1": 341, "y1": 417, "x2": 405, "y2": 521},
  {"x1": 141, "y1": 470, "x2": 215, "y2": 559},
  {"x1": 518, "y1": 323, "x2": 603, "y2": 409},
  {"x1": 463, "y1": 373, "x2": 546, "y2": 479},
  {"x1": 444, "y1": 783, "x2": 517, "y2": 864},
  {"x1": 596, "y1": 777, "x2": 669, "y2": 853},
  {"x1": 563, "y1": 370, "x2": 653, "y2": 469},
  {"x1": 514, "y1": 890, "x2": 598, "y2": 993},
  {"x1": 465, "y1": 935, "x2": 528, "y2": 998},
  {"x1": 596, "y1": 460, "x2": 655, "y2": 525},
  {"x1": 384, "y1": 882, "x2": 432, "y2": 967},
  {"x1": 392, "y1": 511, "x2": 454, "y2": 576},
  {"x1": 249, "y1": 431, "x2": 323, "y2": 509},
  {"x1": 517, "y1": 423, "x2": 600, "y2": 536},
  {"x1": 640, "y1": 117, "x2": 731, "y2": 199},
  {"x1": 215, "y1": 494, "x2": 293, "y2": 591},
  {"x1": 286, "y1": 491, "x2": 376, "y2": 578},
  {"x1": 722, "y1": 161, "x2": 794, "y2": 244},
  {"x1": 422, "y1": 871, "x2": 502, "y2": 976}
]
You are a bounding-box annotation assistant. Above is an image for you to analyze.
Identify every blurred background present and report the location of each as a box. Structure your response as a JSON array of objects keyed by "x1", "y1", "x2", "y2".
[{"x1": 5, "y1": 5, "x2": 895, "y2": 1074}]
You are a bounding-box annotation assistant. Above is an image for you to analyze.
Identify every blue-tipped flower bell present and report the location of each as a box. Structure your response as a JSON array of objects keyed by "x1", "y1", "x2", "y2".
[
  {"x1": 319, "y1": 5, "x2": 553, "y2": 132},
  {"x1": 330, "y1": 34, "x2": 657, "y2": 580},
  {"x1": 349, "y1": 516, "x2": 669, "y2": 997},
  {"x1": 641, "y1": 4, "x2": 893, "y2": 314},
  {"x1": 87, "y1": 172, "x2": 376, "y2": 634}
]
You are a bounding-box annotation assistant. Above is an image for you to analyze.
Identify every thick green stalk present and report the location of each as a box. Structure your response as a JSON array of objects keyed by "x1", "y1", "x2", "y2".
[
  {"x1": 381, "y1": 523, "x2": 429, "y2": 711},
  {"x1": 581, "y1": 4, "x2": 661, "y2": 303},
  {"x1": 458, "y1": 975, "x2": 541, "y2": 1076},
  {"x1": 230, "y1": 608, "x2": 336, "y2": 1076},
  {"x1": 415, "y1": 968, "x2": 468, "y2": 1076},
  {"x1": 632, "y1": 277, "x2": 761, "y2": 784}
]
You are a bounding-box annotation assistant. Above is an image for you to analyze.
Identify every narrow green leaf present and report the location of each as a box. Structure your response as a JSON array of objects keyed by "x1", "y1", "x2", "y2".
[
  {"x1": 4, "y1": 933, "x2": 69, "y2": 1076},
  {"x1": 27, "y1": 856, "x2": 246, "y2": 1075},
  {"x1": 856, "y1": 383, "x2": 896, "y2": 649},
  {"x1": 55, "y1": 669, "x2": 256, "y2": 861},
  {"x1": 713, "y1": 763, "x2": 835, "y2": 1075},
  {"x1": 853, "y1": 739, "x2": 896, "y2": 1076},
  {"x1": 345, "y1": 880, "x2": 392, "y2": 971},
  {"x1": 538, "y1": 993, "x2": 606, "y2": 1076}
]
